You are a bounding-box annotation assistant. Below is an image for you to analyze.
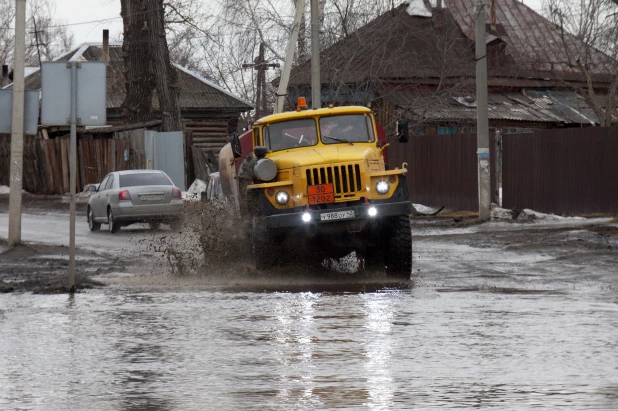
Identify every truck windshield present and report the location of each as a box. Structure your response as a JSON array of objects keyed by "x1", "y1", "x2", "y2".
[
  {"x1": 319, "y1": 114, "x2": 375, "y2": 144},
  {"x1": 264, "y1": 119, "x2": 318, "y2": 152}
]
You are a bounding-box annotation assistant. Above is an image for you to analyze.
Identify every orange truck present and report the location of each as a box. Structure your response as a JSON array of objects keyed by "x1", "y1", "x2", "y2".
[{"x1": 219, "y1": 101, "x2": 412, "y2": 278}]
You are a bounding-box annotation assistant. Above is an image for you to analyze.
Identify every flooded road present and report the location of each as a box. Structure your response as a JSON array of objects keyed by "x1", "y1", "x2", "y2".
[
  {"x1": 2, "y1": 198, "x2": 618, "y2": 409},
  {"x1": 2, "y1": 278, "x2": 617, "y2": 409}
]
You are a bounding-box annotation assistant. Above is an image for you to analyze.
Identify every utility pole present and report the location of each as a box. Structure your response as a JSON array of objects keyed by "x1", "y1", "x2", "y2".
[
  {"x1": 68, "y1": 61, "x2": 78, "y2": 293},
  {"x1": 274, "y1": 0, "x2": 305, "y2": 114},
  {"x1": 310, "y1": 0, "x2": 321, "y2": 109},
  {"x1": 475, "y1": 0, "x2": 491, "y2": 220},
  {"x1": 8, "y1": 0, "x2": 27, "y2": 246},
  {"x1": 243, "y1": 43, "x2": 279, "y2": 119}
]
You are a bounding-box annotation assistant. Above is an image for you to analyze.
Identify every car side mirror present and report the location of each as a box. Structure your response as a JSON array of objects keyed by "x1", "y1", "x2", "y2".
[
  {"x1": 88, "y1": 185, "x2": 98, "y2": 192},
  {"x1": 396, "y1": 119, "x2": 409, "y2": 143},
  {"x1": 230, "y1": 133, "x2": 242, "y2": 158}
]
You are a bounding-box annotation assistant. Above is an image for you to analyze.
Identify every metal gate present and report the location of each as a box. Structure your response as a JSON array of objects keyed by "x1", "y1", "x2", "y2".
[{"x1": 145, "y1": 130, "x2": 185, "y2": 190}]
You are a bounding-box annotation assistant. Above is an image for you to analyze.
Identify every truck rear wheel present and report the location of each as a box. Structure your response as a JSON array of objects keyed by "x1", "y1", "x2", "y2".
[{"x1": 384, "y1": 215, "x2": 412, "y2": 279}]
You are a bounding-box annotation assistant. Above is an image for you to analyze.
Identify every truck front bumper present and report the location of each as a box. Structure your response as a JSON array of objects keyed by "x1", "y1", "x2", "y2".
[{"x1": 265, "y1": 201, "x2": 412, "y2": 229}]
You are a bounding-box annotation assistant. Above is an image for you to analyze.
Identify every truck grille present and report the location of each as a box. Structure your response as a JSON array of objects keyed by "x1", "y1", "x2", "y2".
[{"x1": 305, "y1": 164, "x2": 364, "y2": 198}]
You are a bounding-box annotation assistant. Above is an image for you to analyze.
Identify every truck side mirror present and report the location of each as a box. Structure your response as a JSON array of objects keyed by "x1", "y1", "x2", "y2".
[
  {"x1": 396, "y1": 119, "x2": 409, "y2": 143},
  {"x1": 230, "y1": 133, "x2": 242, "y2": 158},
  {"x1": 254, "y1": 146, "x2": 268, "y2": 158}
]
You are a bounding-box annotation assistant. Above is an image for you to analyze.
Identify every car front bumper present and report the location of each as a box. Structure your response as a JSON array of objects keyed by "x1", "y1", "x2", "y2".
[{"x1": 265, "y1": 201, "x2": 412, "y2": 229}]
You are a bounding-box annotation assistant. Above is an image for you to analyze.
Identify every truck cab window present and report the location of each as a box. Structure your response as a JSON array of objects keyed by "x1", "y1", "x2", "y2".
[
  {"x1": 320, "y1": 114, "x2": 375, "y2": 144},
  {"x1": 264, "y1": 119, "x2": 318, "y2": 152}
]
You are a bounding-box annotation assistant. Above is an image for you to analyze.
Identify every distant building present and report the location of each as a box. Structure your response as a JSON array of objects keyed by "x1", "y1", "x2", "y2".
[
  {"x1": 282, "y1": 0, "x2": 616, "y2": 135},
  {"x1": 9, "y1": 42, "x2": 252, "y2": 153}
]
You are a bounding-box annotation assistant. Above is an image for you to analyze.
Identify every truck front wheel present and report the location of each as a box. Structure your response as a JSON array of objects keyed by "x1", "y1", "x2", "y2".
[
  {"x1": 252, "y1": 217, "x2": 279, "y2": 270},
  {"x1": 384, "y1": 215, "x2": 412, "y2": 279}
]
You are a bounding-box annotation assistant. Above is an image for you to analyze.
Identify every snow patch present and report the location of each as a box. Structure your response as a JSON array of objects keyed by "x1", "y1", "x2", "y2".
[
  {"x1": 0, "y1": 185, "x2": 28, "y2": 195},
  {"x1": 406, "y1": 0, "x2": 433, "y2": 17},
  {"x1": 183, "y1": 179, "x2": 207, "y2": 201},
  {"x1": 491, "y1": 203, "x2": 585, "y2": 221},
  {"x1": 413, "y1": 203, "x2": 441, "y2": 214}
]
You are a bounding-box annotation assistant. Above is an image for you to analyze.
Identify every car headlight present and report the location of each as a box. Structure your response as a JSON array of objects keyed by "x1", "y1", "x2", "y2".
[
  {"x1": 275, "y1": 190, "x2": 289, "y2": 205},
  {"x1": 376, "y1": 180, "x2": 390, "y2": 194}
]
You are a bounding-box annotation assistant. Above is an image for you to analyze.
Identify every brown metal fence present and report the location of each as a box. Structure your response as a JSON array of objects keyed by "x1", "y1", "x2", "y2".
[
  {"x1": 502, "y1": 127, "x2": 618, "y2": 214},
  {"x1": 387, "y1": 132, "x2": 496, "y2": 211}
]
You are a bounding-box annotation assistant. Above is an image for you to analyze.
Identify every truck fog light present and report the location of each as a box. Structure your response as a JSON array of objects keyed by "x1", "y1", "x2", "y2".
[
  {"x1": 376, "y1": 180, "x2": 390, "y2": 194},
  {"x1": 368, "y1": 206, "x2": 377, "y2": 217},
  {"x1": 302, "y1": 212, "x2": 312, "y2": 223},
  {"x1": 275, "y1": 191, "x2": 289, "y2": 205}
]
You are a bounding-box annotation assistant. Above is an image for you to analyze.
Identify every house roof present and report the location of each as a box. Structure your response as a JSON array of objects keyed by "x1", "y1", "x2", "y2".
[
  {"x1": 286, "y1": 0, "x2": 615, "y2": 87},
  {"x1": 288, "y1": 5, "x2": 475, "y2": 86},
  {"x1": 12, "y1": 43, "x2": 252, "y2": 112},
  {"x1": 381, "y1": 88, "x2": 599, "y2": 125},
  {"x1": 447, "y1": 0, "x2": 613, "y2": 74}
]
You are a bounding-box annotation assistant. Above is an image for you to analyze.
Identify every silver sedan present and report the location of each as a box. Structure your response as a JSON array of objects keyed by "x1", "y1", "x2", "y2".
[{"x1": 87, "y1": 170, "x2": 184, "y2": 233}]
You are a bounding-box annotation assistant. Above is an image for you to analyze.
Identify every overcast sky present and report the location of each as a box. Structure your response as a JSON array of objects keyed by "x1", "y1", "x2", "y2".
[{"x1": 53, "y1": 0, "x2": 545, "y2": 45}]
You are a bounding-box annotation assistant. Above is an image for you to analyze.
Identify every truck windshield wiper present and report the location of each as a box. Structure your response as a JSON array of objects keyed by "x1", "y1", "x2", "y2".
[{"x1": 322, "y1": 134, "x2": 353, "y2": 145}]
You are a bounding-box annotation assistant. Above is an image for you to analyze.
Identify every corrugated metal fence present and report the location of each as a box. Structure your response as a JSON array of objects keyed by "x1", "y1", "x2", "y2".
[
  {"x1": 502, "y1": 127, "x2": 618, "y2": 214},
  {"x1": 387, "y1": 132, "x2": 497, "y2": 211},
  {"x1": 388, "y1": 127, "x2": 618, "y2": 214}
]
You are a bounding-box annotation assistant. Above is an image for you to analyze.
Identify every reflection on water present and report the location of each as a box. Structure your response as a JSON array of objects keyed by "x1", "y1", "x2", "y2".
[{"x1": 1, "y1": 283, "x2": 618, "y2": 410}]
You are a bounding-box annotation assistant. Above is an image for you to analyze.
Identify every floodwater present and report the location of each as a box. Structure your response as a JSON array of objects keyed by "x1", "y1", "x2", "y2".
[{"x1": 2, "y1": 280, "x2": 618, "y2": 410}]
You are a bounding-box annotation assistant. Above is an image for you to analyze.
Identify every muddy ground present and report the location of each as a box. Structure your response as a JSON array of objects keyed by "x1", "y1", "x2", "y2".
[{"x1": 1, "y1": 193, "x2": 617, "y2": 293}]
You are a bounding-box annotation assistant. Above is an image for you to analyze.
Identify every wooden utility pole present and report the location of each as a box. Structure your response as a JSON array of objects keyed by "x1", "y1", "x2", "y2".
[
  {"x1": 243, "y1": 42, "x2": 279, "y2": 119},
  {"x1": 475, "y1": 0, "x2": 491, "y2": 220},
  {"x1": 8, "y1": 0, "x2": 27, "y2": 246}
]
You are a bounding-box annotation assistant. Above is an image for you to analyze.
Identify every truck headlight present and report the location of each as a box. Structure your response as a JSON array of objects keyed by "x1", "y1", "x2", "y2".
[
  {"x1": 376, "y1": 180, "x2": 390, "y2": 194},
  {"x1": 275, "y1": 190, "x2": 289, "y2": 205}
]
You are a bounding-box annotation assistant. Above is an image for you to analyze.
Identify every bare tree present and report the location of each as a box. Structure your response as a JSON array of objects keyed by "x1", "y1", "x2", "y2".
[
  {"x1": 544, "y1": 0, "x2": 618, "y2": 126},
  {"x1": 120, "y1": 0, "x2": 183, "y2": 130},
  {"x1": 120, "y1": 0, "x2": 156, "y2": 123},
  {"x1": 146, "y1": 0, "x2": 183, "y2": 131},
  {"x1": 0, "y1": 0, "x2": 74, "y2": 68}
]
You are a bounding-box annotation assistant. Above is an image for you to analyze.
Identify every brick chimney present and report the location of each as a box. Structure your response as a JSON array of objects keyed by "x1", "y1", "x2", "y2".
[
  {"x1": 490, "y1": 0, "x2": 497, "y2": 31},
  {"x1": 1, "y1": 65, "x2": 9, "y2": 87},
  {"x1": 102, "y1": 29, "x2": 110, "y2": 65}
]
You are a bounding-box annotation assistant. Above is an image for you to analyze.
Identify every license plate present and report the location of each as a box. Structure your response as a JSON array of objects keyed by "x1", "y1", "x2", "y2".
[
  {"x1": 139, "y1": 194, "x2": 163, "y2": 201},
  {"x1": 308, "y1": 184, "x2": 334, "y2": 205},
  {"x1": 320, "y1": 210, "x2": 355, "y2": 221}
]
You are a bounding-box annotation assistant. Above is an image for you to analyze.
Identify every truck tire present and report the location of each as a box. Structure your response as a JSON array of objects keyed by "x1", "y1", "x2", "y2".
[
  {"x1": 384, "y1": 215, "x2": 412, "y2": 279},
  {"x1": 252, "y1": 217, "x2": 278, "y2": 270}
]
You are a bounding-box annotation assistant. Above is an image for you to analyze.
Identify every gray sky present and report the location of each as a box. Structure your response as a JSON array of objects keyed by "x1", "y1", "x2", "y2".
[{"x1": 53, "y1": 0, "x2": 545, "y2": 45}]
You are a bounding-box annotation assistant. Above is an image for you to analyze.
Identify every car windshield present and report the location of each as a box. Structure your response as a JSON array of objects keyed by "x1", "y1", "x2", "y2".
[
  {"x1": 119, "y1": 173, "x2": 172, "y2": 188},
  {"x1": 319, "y1": 114, "x2": 375, "y2": 144},
  {"x1": 264, "y1": 118, "x2": 318, "y2": 152}
]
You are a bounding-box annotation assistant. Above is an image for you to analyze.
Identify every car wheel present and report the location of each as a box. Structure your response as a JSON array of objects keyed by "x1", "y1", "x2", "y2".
[
  {"x1": 88, "y1": 207, "x2": 101, "y2": 232},
  {"x1": 108, "y1": 208, "x2": 120, "y2": 234}
]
